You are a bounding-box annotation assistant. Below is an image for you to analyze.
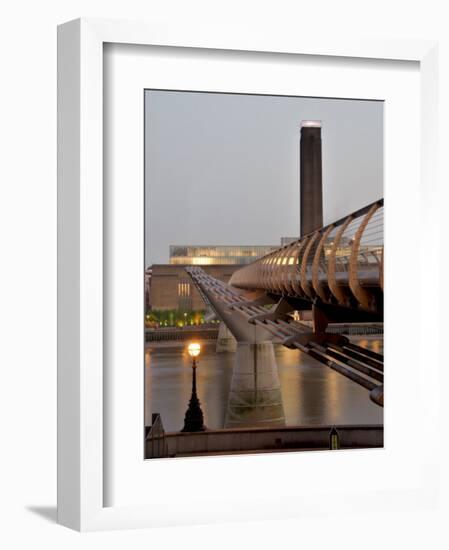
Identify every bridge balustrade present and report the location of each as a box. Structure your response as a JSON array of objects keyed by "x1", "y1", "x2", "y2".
[{"x1": 229, "y1": 200, "x2": 384, "y2": 313}]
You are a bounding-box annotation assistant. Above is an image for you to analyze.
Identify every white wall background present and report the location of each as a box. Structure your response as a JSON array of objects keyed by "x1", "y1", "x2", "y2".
[{"x1": 0, "y1": 1, "x2": 448, "y2": 548}]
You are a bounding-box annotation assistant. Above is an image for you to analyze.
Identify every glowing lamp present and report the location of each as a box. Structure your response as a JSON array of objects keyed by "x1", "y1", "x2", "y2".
[
  {"x1": 301, "y1": 120, "x2": 322, "y2": 128},
  {"x1": 187, "y1": 342, "x2": 201, "y2": 358}
]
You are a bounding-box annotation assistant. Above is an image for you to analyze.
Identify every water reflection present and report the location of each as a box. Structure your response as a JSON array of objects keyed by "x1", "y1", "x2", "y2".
[
  {"x1": 145, "y1": 337, "x2": 383, "y2": 432},
  {"x1": 355, "y1": 337, "x2": 383, "y2": 355}
]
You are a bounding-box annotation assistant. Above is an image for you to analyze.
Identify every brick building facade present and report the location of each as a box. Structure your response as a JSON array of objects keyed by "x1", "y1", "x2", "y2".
[{"x1": 148, "y1": 264, "x2": 240, "y2": 311}]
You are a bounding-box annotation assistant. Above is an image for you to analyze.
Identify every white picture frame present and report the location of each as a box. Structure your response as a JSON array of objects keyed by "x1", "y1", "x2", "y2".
[{"x1": 57, "y1": 17, "x2": 441, "y2": 531}]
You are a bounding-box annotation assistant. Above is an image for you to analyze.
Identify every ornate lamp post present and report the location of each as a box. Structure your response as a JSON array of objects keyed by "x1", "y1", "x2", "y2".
[{"x1": 181, "y1": 342, "x2": 206, "y2": 432}]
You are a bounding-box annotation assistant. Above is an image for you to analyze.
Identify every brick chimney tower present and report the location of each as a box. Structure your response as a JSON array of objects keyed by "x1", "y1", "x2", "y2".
[{"x1": 300, "y1": 120, "x2": 323, "y2": 237}]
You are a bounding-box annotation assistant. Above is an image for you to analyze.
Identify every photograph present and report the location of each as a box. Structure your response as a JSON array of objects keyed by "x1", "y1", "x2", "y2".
[{"x1": 144, "y1": 89, "x2": 384, "y2": 459}]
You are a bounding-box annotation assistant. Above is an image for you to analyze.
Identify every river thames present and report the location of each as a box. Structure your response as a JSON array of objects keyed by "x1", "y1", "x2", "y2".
[{"x1": 145, "y1": 336, "x2": 383, "y2": 432}]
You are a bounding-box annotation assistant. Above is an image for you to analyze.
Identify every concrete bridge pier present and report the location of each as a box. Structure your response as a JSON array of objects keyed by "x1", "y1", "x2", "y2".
[
  {"x1": 216, "y1": 322, "x2": 237, "y2": 353},
  {"x1": 225, "y1": 341, "x2": 285, "y2": 428}
]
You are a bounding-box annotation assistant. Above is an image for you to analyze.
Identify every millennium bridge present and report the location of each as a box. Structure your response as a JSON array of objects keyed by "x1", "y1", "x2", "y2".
[
  {"x1": 179, "y1": 120, "x2": 384, "y2": 431},
  {"x1": 185, "y1": 198, "x2": 384, "y2": 428},
  {"x1": 229, "y1": 199, "x2": 383, "y2": 316}
]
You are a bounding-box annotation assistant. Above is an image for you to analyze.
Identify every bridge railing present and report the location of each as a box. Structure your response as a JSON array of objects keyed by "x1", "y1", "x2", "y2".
[
  {"x1": 145, "y1": 326, "x2": 219, "y2": 343},
  {"x1": 229, "y1": 199, "x2": 383, "y2": 313}
]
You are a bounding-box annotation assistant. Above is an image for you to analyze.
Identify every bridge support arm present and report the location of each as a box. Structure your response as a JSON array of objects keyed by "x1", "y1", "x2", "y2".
[{"x1": 248, "y1": 297, "x2": 298, "y2": 325}]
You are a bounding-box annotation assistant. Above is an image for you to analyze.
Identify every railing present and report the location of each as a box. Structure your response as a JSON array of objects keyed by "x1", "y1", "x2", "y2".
[
  {"x1": 325, "y1": 324, "x2": 383, "y2": 335},
  {"x1": 229, "y1": 199, "x2": 383, "y2": 313},
  {"x1": 145, "y1": 326, "x2": 219, "y2": 343},
  {"x1": 161, "y1": 425, "x2": 383, "y2": 457}
]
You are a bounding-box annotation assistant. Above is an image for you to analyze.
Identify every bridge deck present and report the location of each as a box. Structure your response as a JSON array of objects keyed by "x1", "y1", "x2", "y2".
[{"x1": 186, "y1": 266, "x2": 383, "y2": 406}]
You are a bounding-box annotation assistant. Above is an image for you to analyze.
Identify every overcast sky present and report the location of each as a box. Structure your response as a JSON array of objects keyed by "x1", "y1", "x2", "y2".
[{"x1": 145, "y1": 90, "x2": 383, "y2": 266}]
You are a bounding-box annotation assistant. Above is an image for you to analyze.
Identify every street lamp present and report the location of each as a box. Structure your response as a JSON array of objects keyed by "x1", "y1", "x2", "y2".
[{"x1": 181, "y1": 342, "x2": 206, "y2": 432}]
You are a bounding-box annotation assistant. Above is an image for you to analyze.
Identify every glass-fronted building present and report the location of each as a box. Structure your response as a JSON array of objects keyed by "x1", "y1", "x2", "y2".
[{"x1": 169, "y1": 244, "x2": 278, "y2": 266}]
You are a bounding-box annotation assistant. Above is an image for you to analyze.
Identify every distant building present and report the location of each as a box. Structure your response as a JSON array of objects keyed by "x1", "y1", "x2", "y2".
[
  {"x1": 148, "y1": 264, "x2": 241, "y2": 311},
  {"x1": 169, "y1": 244, "x2": 278, "y2": 266},
  {"x1": 280, "y1": 237, "x2": 297, "y2": 246},
  {"x1": 144, "y1": 267, "x2": 152, "y2": 311},
  {"x1": 149, "y1": 242, "x2": 295, "y2": 312}
]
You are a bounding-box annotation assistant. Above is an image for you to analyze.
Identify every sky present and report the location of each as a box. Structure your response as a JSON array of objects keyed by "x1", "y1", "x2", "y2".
[{"x1": 145, "y1": 90, "x2": 383, "y2": 266}]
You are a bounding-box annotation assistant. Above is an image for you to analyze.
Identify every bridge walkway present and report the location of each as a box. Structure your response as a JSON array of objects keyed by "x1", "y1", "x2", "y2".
[{"x1": 186, "y1": 266, "x2": 383, "y2": 405}]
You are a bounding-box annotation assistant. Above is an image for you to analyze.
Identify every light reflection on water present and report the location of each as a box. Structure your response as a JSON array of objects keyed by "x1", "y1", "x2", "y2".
[{"x1": 145, "y1": 337, "x2": 384, "y2": 432}]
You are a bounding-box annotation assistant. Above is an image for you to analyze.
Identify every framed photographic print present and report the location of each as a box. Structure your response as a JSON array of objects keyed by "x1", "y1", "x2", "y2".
[
  {"x1": 143, "y1": 89, "x2": 384, "y2": 455},
  {"x1": 58, "y1": 18, "x2": 441, "y2": 531}
]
